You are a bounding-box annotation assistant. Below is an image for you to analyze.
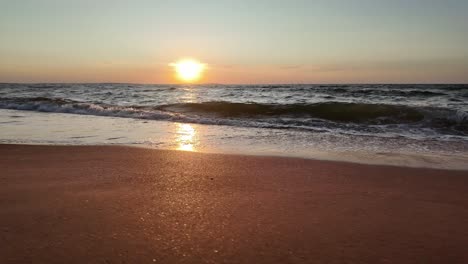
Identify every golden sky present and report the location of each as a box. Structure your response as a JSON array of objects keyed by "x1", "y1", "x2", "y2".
[{"x1": 1, "y1": 0, "x2": 467, "y2": 83}]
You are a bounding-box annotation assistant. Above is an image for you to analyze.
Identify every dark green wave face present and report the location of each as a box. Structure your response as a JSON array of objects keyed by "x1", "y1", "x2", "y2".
[{"x1": 158, "y1": 102, "x2": 426, "y2": 124}]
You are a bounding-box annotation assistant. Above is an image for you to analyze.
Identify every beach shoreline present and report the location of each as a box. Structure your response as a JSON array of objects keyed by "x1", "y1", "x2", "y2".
[
  {"x1": 2, "y1": 109, "x2": 468, "y2": 171},
  {"x1": 1, "y1": 144, "x2": 468, "y2": 263}
]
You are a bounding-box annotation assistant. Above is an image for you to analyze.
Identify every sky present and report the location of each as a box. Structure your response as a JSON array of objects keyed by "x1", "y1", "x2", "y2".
[{"x1": 1, "y1": 0, "x2": 467, "y2": 84}]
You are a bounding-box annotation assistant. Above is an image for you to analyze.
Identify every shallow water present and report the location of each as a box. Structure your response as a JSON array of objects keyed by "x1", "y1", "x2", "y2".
[{"x1": 1, "y1": 109, "x2": 467, "y2": 170}]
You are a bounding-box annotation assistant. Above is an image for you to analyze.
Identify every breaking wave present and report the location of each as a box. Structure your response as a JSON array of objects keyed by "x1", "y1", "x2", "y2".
[
  {"x1": 0, "y1": 97, "x2": 466, "y2": 135},
  {"x1": 0, "y1": 97, "x2": 177, "y2": 121}
]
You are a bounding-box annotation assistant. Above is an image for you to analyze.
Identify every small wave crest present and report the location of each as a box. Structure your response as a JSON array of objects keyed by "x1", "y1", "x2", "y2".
[{"x1": 0, "y1": 97, "x2": 175, "y2": 121}]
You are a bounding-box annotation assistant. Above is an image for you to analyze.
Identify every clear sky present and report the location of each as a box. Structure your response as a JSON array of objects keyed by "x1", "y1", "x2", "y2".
[{"x1": 1, "y1": 0, "x2": 467, "y2": 84}]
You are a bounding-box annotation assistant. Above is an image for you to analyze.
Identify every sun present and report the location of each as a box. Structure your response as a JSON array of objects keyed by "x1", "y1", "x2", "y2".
[{"x1": 170, "y1": 59, "x2": 205, "y2": 82}]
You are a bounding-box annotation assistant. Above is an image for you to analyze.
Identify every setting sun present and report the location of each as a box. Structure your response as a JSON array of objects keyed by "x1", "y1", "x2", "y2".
[{"x1": 170, "y1": 59, "x2": 205, "y2": 82}]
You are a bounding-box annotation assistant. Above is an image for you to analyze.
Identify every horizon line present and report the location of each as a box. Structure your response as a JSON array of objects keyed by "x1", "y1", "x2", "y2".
[{"x1": 1, "y1": 82, "x2": 467, "y2": 86}]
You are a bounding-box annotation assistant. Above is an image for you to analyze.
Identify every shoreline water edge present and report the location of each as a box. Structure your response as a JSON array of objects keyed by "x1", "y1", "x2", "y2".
[{"x1": 1, "y1": 84, "x2": 467, "y2": 170}]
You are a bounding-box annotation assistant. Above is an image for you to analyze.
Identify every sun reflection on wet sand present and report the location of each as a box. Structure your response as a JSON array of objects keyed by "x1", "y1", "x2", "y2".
[{"x1": 176, "y1": 123, "x2": 198, "y2": 151}]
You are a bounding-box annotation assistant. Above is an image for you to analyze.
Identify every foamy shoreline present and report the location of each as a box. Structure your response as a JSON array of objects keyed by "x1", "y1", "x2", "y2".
[{"x1": 2, "y1": 109, "x2": 468, "y2": 170}]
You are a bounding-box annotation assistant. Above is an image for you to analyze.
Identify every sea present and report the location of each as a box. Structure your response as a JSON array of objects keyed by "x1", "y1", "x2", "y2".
[{"x1": 1, "y1": 83, "x2": 467, "y2": 169}]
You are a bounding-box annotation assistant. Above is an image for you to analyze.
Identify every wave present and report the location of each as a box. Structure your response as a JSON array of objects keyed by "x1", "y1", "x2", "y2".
[
  {"x1": 0, "y1": 97, "x2": 466, "y2": 134},
  {"x1": 324, "y1": 88, "x2": 447, "y2": 97},
  {"x1": 0, "y1": 97, "x2": 175, "y2": 120},
  {"x1": 158, "y1": 101, "x2": 426, "y2": 124}
]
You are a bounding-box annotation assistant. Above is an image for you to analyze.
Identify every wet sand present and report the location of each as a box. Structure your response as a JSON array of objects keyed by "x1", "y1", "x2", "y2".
[{"x1": 1, "y1": 144, "x2": 468, "y2": 263}]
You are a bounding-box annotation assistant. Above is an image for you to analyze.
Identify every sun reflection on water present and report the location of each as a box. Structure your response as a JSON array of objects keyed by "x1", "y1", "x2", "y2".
[
  {"x1": 180, "y1": 86, "x2": 197, "y2": 103},
  {"x1": 176, "y1": 123, "x2": 197, "y2": 151}
]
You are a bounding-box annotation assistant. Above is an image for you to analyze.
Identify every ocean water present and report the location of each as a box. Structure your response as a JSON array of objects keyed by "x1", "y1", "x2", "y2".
[{"x1": 1, "y1": 83, "x2": 467, "y2": 169}]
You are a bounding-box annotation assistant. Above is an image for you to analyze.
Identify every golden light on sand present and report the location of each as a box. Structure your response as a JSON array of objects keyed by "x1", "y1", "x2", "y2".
[
  {"x1": 170, "y1": 59, "x2": 205, "y2": 82},
  {"x1": 176, "y1": 123, "x2": 197, "y2": 151}
]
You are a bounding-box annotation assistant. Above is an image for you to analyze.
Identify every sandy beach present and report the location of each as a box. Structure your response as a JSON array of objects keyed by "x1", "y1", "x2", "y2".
[{"x1": 1, "y1": 144, "x2": 468, "y2": 263}]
